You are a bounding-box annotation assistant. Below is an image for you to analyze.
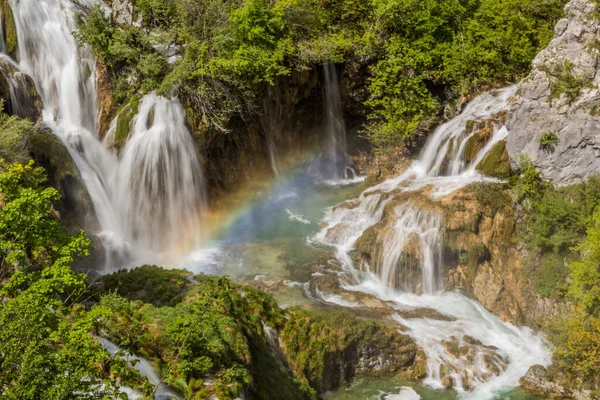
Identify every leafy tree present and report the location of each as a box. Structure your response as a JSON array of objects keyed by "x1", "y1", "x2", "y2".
[
  {"x1": 0, "y1": 160, "x2": 134, "y2": 399},
  {"x1": 570, "y1": 209, "x2": 600, "y2": 315}
]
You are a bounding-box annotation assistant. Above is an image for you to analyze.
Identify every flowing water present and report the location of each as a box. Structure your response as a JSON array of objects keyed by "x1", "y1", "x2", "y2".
[
  {"x1": 4, "y1": 0, "x2": 206, "y2": 269},
  {"x1": 1, "y1": 1, "x2": 550, "y2": 398},
  {"x1": 311, "y1": 86, "x2": 551, "y2": 398},
  {"x1": 323, "y1": 64, "x2": 350, "y2": 179}
]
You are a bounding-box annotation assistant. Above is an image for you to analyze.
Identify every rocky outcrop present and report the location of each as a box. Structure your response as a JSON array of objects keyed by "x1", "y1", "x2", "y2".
[
  {"x1": 520, "y1": 365, "x2": 593, "y2": 399},
  {"x1": 26, "y1": 127, "x2": 98, "y2": 232},
  {"x1": 0, "y1": 59, "x2": 42, "y2": 121},
  {"x1": 280, "y1": 308, "x2": 419, "y2": 394},
  {"x1": 507, "y1": 0, "x2": 600, "y2": 185}
]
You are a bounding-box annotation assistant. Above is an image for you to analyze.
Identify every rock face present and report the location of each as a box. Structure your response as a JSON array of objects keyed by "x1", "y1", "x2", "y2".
[
  {"x1": 507, "y1": 0, "x2": 600, "y2": 185},
  {"x1": 280, "y1": 309, "x2": 419, "y2": 394}
]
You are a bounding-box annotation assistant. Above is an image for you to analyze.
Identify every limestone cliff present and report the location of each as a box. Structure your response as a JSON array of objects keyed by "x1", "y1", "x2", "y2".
[{"x1": 507, "y1": 0, "x2": 600, "y2": 185}]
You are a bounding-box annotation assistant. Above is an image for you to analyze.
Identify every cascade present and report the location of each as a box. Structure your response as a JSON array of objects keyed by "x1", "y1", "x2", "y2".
[
  {"x1": 323, "y1": 64, "x2": 349, "y2": 179},
  {"x1": 315, "y1": 86, "x2": 551, "y2": 398},
  {"x1": 369, "y1": 206, "x2": 444, "y2": 294},
  {"x1": 4, "y1": 0, "x2": 206, "y2": 269}
]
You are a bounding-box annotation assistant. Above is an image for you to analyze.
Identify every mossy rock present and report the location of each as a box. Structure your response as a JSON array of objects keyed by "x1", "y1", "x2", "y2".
[
  {"x1": 114, "y1": 102, "x2": 136, "y2": 148},
  {"x1": 0, "y1": 58, "x2": 42, "y2": 121},
  {"x1": 1, "y1": 0, "x2": 18, "y2": 57},
  {"x1": 27, "y1": 128, "x2": 97, "y2": 229},
  {"x1": 0, "y1": 67, "x2": 9, "y2": 105},
  {"x1": 476, "y1": 140, "x2": 511, "y2": 179},
  {"x1": 280, "y1": 309, "x2": 417, "y2": 394},
  {"x1": 463, "y1": 125, "x2": 493, "y2": 163}
]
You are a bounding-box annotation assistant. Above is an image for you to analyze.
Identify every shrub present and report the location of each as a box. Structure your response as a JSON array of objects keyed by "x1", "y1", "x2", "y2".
[{"x1": 538, "y1": 131, "x2": 559, "y2": 149}]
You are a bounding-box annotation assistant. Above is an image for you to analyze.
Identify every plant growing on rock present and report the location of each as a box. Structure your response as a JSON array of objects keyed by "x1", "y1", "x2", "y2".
[
  {"x1": 542, "y1": 61, "x2": 592, "y2": 106},
  {"x1": 538, "y1": 131, "x2": 559, "y2": 151}
]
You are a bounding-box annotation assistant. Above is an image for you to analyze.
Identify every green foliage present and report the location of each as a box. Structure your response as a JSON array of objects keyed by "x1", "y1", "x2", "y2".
[
  {"x1": 538, "y1": 131, "x2": 559, "y2": 149},
  {"x1": 135, "y1": 0, "x2": 179, "y2": 28},
  {"x1": 569, "y1": 208, "x2": 600, "y2": 315},
  {"x1": 0, "y1": 161, "x2": 134, "y2": 399},
  {"x1": 74, "y1": 3, "x2": 165, "y2": 96},
  {"x1": 523, "y1": 176, "x2": 600, "y2": 255},
  {"x1": 0, "y1": 160, "x2": 90, "y2": 280},
  {"x1": 512, "y1": 155, "x2": 546, "y2": 203},
  {"x1": 549, "y1": 307, "x2": 600, "y2": 387},
  {"x1": 0, "y1": 101, "x2": 34, "y2": 163},
  {"x1": 515, "y1": 155, "x2": 600, "y2": 300},
  {"x1": 100, "y1": 265, "x2": 192, "y2": 306},
  {"x1": 96, "y1": 275, "x2": 312, "y2": 399},
  {"x1": 76, "y1": 0, "x2": 565, "y2": 147},
  {"x1": 365, "y1": 0, "x2": 566, "y2": 149},
  {"x1": 280, "y1": 309, "x2": 414, "y2": 391}
]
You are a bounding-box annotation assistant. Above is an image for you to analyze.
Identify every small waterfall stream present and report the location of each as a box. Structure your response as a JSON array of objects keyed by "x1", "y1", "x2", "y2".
[
  {"x1": 314, "y1": 86, "x2": 551, "y2": 398},
  {"x1": 4, "y1": 0, "x2": 206, "y2": 269},
  {"x1": 323, "y1": 64, "x2": 350, "y2": 179}
]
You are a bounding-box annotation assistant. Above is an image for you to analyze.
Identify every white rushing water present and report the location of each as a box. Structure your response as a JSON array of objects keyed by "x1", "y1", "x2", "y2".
[
  {"x1": 4, "y1": 0, "x2": 206, "y2": 269},
  {"x1": 314, "y1": 86, "x2": 551, "y2": 398}
]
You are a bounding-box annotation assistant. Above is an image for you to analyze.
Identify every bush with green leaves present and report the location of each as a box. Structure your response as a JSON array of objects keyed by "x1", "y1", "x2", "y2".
[
  {"x1": 96, "y1": 275, "x2": 314, "y2": 399},
  {"x1": 0, "y1": 160, "x2": 145, "y2": 399},
  {"x1": 76, "y1": 0, "x2": 566, "y2": 149},
  {"x1": 539, "y1": 131, "x2": 559, "y2": 149}
]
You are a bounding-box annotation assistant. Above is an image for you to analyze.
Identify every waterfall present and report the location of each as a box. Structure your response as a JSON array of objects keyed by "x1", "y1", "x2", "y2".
[
  {"x1": 370, "y1": 207, "x2": 444, "y2": 294},
  {"x1": 4, "y1": 0, "x2": 206, "y2": 269},
  {"x1": 314, "y1": 86, "x2": 551, "y2": 398},
  {"x1": 315, "y1": 86, "x2": 516, "y2": 293},
  {"x1": 115, "y1": 94, "x2": 205, "y2": 252},
  {"x1": 323, "y1": 64, "x2": 349, "y2": 180}
]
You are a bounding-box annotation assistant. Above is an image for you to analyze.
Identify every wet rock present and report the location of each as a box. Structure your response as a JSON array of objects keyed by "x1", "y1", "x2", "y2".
[
  {"x1": 0, "y1": 59, "x2": 42, "y2": 121},
  {"x1": 476, "y1": 140, "x2": 511, "y2": 179},
  {"x1": 96, "y1": 61, "x2": 116, "y2": 137},
  {"x1": 463, "y1": 123, "x2": 494, "y2": 164},
  {"x1": 441, "y1": 375, "x2": 455, "y2": 389}
]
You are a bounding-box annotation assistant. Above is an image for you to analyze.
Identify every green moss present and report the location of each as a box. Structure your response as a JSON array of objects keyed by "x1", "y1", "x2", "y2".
[
  {"x1": 464, "y1": 127, "x2": 493, "y2": 163},
  {"x1": 1, "y1": 0, "x2": 18, "y2": 56},
  {"x1": 280, "y1": 309, "x2": 416, "y2": 393},
  {"x1": 475, "y1": 140, "x2": 512, "y2": 179},
  {"x1": 114, "y1": 102, "x2": 137, "y2": 147},
  {"x1": 467, "y1": 243, "x2": 489, "y2": 283}
]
